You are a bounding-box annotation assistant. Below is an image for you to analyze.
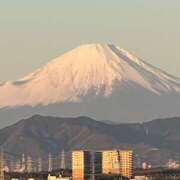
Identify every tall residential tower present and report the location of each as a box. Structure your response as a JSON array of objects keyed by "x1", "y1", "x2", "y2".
[{"x1": 72, "y1": 151, "x2": 91, "y2": 180}]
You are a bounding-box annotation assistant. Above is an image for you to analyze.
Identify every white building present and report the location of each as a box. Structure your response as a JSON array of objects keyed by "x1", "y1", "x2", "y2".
[
  {"x1": 131, "y1": 176, "x2": 150, "y2": 180},
  {"x1": 47, "y1": 174, "x2": 71, "y2": 180}
]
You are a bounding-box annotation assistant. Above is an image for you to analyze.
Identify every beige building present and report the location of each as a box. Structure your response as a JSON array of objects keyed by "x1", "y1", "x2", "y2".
[
  {"x1": 72, "y1": 150, "x2": 133, "y2": 179},
  {"x1": 102, "y1": 150, "x2": 133, "y2": 178},
  {"x1": 119, "y1": 150, "x2": 133, "y2": 178},
  {"x1": 102, "y1": 150, "x2": 121, "y2": 174},
  {"x1": 72, "y1": 151, "x2": 91, "y2": 180}
]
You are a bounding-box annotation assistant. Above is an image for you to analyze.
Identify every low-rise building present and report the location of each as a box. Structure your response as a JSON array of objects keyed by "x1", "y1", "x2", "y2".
[{"x1": 47, "y1": 174, "x2": 71, "y2": 180}]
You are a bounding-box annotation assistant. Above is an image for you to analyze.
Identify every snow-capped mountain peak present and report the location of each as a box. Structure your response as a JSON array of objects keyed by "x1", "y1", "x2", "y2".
[{"x1": 0, "y1": 43, "x2": 180, "y2": 108}]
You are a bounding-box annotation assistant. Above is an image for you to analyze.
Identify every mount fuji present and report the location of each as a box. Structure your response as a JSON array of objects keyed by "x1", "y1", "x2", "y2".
[{"x1": 0, "y1": 43, "x2": 180, "y2": 127}]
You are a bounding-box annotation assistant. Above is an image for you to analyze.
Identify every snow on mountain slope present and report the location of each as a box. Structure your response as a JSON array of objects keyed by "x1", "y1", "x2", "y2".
[{"x1": 0, "y1": 43, "x2": 180, "y2": 108}]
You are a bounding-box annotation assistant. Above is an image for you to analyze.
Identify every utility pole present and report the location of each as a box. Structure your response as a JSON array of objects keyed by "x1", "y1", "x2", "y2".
[
  {"x1": 60, "y1": 150, "x2": 66, "y2": 170},
  {"x1": 21, "y1": 154, "x2": 26, "y2": 172},
  {"x1": 48, "y1": 153, "x2": 52, "y2": 172},
  {"x1": 0, "y1": 149, "x2": 4, "y2": 180},
  {"x1": 38, "y1": 156, "x2": 42, "y2": 172}
]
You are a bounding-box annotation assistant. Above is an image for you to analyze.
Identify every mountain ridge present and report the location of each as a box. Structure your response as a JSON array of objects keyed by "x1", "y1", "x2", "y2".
[{"x1": 1, "y1": 115, "x2": 180, "y2": 166}]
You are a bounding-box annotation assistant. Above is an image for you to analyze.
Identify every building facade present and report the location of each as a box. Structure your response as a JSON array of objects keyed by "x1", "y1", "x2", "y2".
[
  {"x1": 102, "y1": 150, "x2": 121, "y2": 175},
  {"x1": 119, "y1": 150, "x2": 133, "y2": 178},
  {"x1": 72, "y1": 151, "x2": 91, "y2": 180},
  {"x1": 102, "y1": 150, "x2": 133, "y2": 178},
  {"x1": 72, "y1": 150, "x2": 133, "y2": 179},
  {"x1": 94, "y1": 151, "x2": 102, "y2": 177}
]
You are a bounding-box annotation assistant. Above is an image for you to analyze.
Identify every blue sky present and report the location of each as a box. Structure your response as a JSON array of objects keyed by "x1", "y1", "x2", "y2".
[{"x1": 0, "y1": 0, "x2": 180, "y2": 81}]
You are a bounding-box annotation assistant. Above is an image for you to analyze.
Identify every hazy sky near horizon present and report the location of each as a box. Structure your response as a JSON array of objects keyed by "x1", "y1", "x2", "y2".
[{"x1": 0, "y1": 0, "x2": 180, "y2": 82}]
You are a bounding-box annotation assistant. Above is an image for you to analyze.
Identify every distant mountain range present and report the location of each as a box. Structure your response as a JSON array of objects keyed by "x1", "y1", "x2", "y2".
[
  {"x1": 0, "y1": 43, "x2": 180, "y2": 128},
  {"x1": 0, "y1": 115, "x2": 180, "y2": 166}
]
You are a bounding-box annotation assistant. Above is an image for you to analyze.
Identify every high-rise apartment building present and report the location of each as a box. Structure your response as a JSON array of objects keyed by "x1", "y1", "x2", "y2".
[
  {"x1": 72, "y1": 151, "x2": 91, "y2": 180},
  {"x1": 72, "y1": 150, "x2": 133, "y2": 179},
  {"x1": 102, "y1": 150, "x2": 121, "y2": 174},
  {"x1": 102, "y1": 150, "x2": 133, "y2": 178},
  {"x1": 119, "y1": 150, "x2": 133, "y2": 178}
]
